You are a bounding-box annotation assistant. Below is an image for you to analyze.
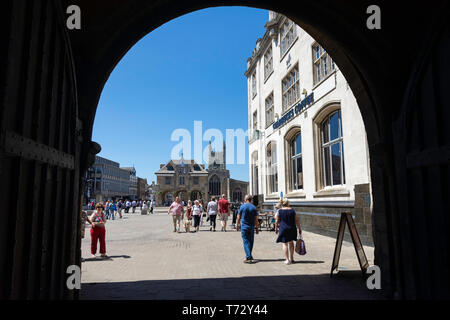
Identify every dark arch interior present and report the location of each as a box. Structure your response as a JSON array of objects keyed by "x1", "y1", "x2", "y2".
[{"x1": 1, "y1": 0, "x2": 449, "y2": 300}]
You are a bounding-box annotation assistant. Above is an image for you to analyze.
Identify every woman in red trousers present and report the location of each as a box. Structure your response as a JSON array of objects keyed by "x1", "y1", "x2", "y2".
[{"x1": 89, "y1": 203, "x2": 108, "y2": 258}]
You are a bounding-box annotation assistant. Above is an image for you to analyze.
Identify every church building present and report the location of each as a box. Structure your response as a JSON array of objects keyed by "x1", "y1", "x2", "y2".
[{"x1": 154, "y1": 142, "x2": 248, "y2": 206}]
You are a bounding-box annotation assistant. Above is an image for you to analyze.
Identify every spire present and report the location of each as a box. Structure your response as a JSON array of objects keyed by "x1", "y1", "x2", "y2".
[{"x1": 223, "y1": 140, "x2": 226, "y2": 168}]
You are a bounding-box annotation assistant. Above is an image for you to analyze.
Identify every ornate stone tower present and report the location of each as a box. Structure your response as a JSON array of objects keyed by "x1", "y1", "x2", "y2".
[{"x1": 208, "y1": 140, "x2": 226, "y2": 170}]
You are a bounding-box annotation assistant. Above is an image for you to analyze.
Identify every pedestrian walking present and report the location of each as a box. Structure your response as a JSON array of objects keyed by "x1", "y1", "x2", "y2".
[
  {"x1": 168, "y1": 196, "x2": 184, "y2": 232},
  {"x1": 199, "y1": 199, "x2": 205, "y2": 226},
  {"x1": 88, "y1": 203, "x2": 108, "y2": 258},
  {"x1": 142, "y1": 200, "x2": 148, "y2": 214},
  {"x1": 110, "y1": 201, "x2": 116, "y2": 220},
  {"x1": 132, "y1": 200, "x2": 137, "y2": 213},
  {"x1": 275, "y1": 198, "x2": 302, "y2": 265},
  {"x1": 231, "y1": 202, "x2": 238, "y2": 228},
  {"x1": 117, "y1": 200, "x2": 123, "y2": 218},
  {"x1": 236, "y1": 195, "x2": 259, "y2": 263},
  {"x1": 207, "y1": 197, "x2": 218, "y2": 231},
  {"x1": 218, "y1": 194, "x2": 230, "y2": 232},
  {"x1": 184, "y1": 200, "x2": 193, "y2": 232},
  {"x1": 125, "y1": 200, "x2": 131, "y2": 213},
  {"x1": 104, "y1": 201, "x2": 110, "y2": 220},
  {"x1": 192, "y1": 200, "x2": 203, "y2": 232},
  {"x1": 150, "y1": 200, "x2": 155, "y2": 214}
]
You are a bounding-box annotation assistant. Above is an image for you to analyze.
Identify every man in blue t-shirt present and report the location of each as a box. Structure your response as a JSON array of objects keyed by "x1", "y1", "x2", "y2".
[{"x1": 236, "y1": 195, "x2": 259, "y2": 263}]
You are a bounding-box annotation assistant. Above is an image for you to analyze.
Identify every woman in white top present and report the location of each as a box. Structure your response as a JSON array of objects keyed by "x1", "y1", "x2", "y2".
[
  {"x1": 192, "y1": 200, "x2": 203, "y2": 232},
  {"x1": 207, "y1": 197, "x2": 218, "y2": 231}
]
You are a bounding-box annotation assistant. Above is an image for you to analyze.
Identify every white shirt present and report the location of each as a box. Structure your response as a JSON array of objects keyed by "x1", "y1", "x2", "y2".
[
  {"x1": 192, "y1": 205, "x2": 203, "y2": 216},
  {"x1": 207, "y1": 201, "x2": 218, "y2": 215}
]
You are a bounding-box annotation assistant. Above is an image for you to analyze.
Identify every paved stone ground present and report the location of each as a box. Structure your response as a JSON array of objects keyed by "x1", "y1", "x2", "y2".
[{"x1": 80, "y1": 207, "x2": 384, "y2": 300}]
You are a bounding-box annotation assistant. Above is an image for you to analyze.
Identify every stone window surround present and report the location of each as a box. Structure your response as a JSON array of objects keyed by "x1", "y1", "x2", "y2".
[
  {"x1": 251, "y1": 151, "x2": 259, "y2": 195},
  {"x1": 311, "y1": 101, "x2": 350, "y2": 198},
  {"x1": 283, "y1": 126, "x2": 306, "y2": 196},
  {"x1": 312, "y1": 41, "x2": 336, "y2": 86},
  {"x1": 265, "y1": 92, "x2": 275, "y2": 129},
  {"x1": 251, "y1": 70, "x2": 257, "y2": 99},
  {"x1": 266, "y1": 140, "x2": 278, "y2": 195},
  {"x1": 282, "y1": 62, "x2": 300, "y2": 112},
  {"x1": 253, "y1": 110, "x2": 258, "y2": 133},
  {"x1": 264, "y1": 44, "x2": 274, "y2": 82},
  {"x1": 279, "y1": 18, "x2": 299, "y2": 62}
]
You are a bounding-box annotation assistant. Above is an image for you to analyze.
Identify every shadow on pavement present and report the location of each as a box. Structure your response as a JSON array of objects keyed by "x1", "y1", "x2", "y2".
[
  {"x1": 81, "y1": 273, "x2": 385, "y2": 300},
  {"x1": 82, "y1": 255, "x2": 131, "y2": 262}
]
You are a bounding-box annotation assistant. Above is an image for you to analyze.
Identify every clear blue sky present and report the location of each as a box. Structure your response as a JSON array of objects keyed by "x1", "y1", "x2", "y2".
[{"x1": 92, "y1": 6, "x2": 268, "y2": 183}]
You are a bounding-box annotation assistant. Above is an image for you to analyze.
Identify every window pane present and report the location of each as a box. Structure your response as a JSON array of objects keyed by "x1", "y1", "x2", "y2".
[
  {"x1": 322, "y1": 120, "x2": 329, "y2": 143},
  {"x1": 291, "y1": 159, "x2": 297, "y2": 190},
  {"x1": 341, "y1": 142, "x2": 346, "y2": 184},
  {"x1": 272, "y1": 146, "x2": 277, "y2": 164},
  {"x1": 296, "y1": 156, "x2": 303, "y2": 189},
  {"x1": 331, "y1": 142, "x2": 342, "y2": 185},
  {"x1": 274, "y1": 170, "x2": 278, "y2": 192},
  {"x1": 329, "y1": 112, "x2": 340, "y2": 141},
  {"x1": 296, "y1": 134, "x2": 301, "y2": 155},
  {"x1": 323, "y1": 146, "x2": 331, "y2": 186}
]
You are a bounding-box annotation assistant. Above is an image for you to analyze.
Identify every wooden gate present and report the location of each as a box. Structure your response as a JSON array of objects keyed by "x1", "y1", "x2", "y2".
[
  {"x1": 392, "y1": 2, "x2": 450, "y2": 299},
  {"x1": 0, "y1": 0, "x2": 82, "y2": 299}
]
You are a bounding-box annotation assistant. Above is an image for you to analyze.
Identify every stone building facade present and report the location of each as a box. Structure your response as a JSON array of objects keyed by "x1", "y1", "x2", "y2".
[
  {"x1": 85, "y1": 156, "x2": 131, "y2": 202},
  {"x1": 246, "y1": 12, "x2": 373, "y2": 244},
  {"x1": 137, "y1": 177, "x2": 148, "y2": 200},
  {"x1": 120, "y1": 166, "x2": 138, "y2": 200},
  {"x1": 155, "y1": 142, "x2": 249, "y2": 206}
]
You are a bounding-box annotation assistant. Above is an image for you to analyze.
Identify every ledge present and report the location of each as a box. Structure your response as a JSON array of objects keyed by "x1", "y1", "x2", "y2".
[
  {"x1": 285, "y1": 191, "x2": 306, "y2": 198},
  {"x1": 265, "y1": 193, "x2": 280, "y2": 200},
  {"x1": 313, "y1": 187, "x2": 350, "y2": 198},
  {"x1": 263, "y1": 200, "x2": 354, "y2": 208}
]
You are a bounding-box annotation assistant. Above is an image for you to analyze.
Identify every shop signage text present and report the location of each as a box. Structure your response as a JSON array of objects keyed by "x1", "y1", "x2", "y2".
[{"x1": 273, "y1": 92, "x2": 314, "y2": 130}]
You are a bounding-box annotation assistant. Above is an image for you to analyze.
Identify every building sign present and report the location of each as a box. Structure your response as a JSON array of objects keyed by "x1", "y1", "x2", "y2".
[{"x1": 273, "y1": 92, "x2": 314, "y2": 130}]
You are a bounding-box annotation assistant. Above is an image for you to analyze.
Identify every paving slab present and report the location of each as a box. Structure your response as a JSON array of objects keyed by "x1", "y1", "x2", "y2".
[{"x1": 80, "y1": 207, "x2": 384, "y2": 300}]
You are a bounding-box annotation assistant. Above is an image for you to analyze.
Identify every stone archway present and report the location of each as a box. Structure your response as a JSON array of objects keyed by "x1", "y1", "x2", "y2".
[
  {"x1": 161, "y1": 191, "x2": 174, "y2": 206},
  {"x1": 1, "y1": 0, "x2": 449, "y2": 300},
  {"x1": 190, "y1": 190, "x2": 203, "y2": 202}
]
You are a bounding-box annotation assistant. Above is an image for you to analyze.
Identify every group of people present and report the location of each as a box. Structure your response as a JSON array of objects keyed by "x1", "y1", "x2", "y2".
[
  {"x1": 234, "y1": 195, "x2": 302, "y2": 265},
  {"x1": 87, "y1": 193, "x2": 303, "y2": 264},
  {"x1": 167, "y1": 194, "x2": 303, "y2": 265},
  {"x1": 87, "y1": 199, "x2": 156, "y2": 220},
  {"x1": 168, "y1": 194, "x2": 232, "y2": 233}
]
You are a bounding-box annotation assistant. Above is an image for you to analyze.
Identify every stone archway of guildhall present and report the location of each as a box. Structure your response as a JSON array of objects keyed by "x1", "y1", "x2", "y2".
[{"x1": 1, "y1": 0, "x2": 449, "y2": 299}]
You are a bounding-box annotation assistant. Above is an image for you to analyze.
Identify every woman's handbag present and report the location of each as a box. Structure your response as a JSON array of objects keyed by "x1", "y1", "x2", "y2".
[{"x1": 295, "y1": 233, "x2": 306, "y2": 255}]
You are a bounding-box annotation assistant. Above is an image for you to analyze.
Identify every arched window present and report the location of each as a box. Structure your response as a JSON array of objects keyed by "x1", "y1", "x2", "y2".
[
  {"x1": 266, "y1": 143, "x2": 278, "y2": 194},
  {"x1": 251, "y1": 151, "x2": 259, "y2": 195},
  {"x1": 190, "y1": 191, "x2": 201, "y2": 201},
  {"x1": 233, "y1": 188, "x2": 243, "y2": 202},
  {"x1": 321, "y1": 110, "x2": 345, "y2": 186},
  {"x1": 209, "y1": 175, "x2": 221, "y2": 196},
  {"x1": 290, "y1": 132, "x2": 303, "y2": 190}
]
